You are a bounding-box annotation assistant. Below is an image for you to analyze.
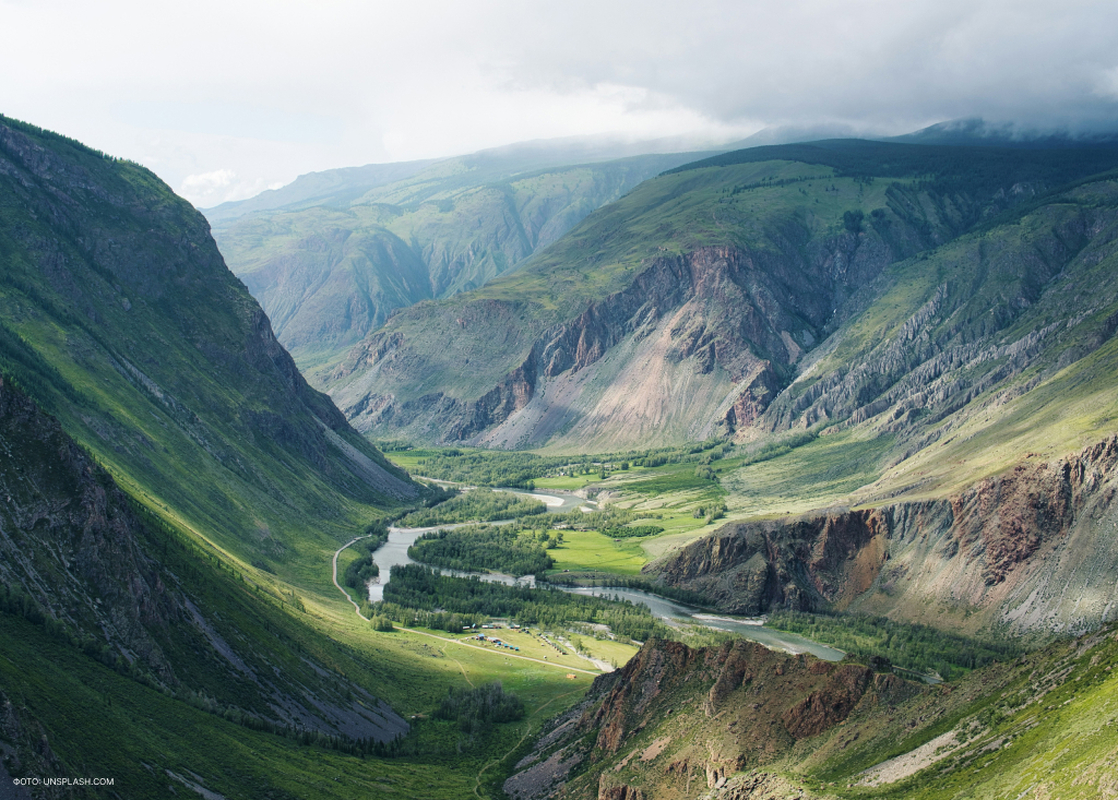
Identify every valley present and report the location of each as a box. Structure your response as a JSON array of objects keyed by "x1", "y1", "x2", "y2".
[{"x1": 3, "y1": 111, "x2": 1118, "y2": 800}]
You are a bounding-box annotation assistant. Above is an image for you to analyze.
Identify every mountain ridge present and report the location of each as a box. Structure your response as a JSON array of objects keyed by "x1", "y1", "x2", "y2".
[
  {"x1": 0, "y1": 113, "x2": 416, "y2": 574},
  {"x1": 323, "y1": 139, "x2": 1118, "y2": 461},
  {"x1": 209, "y1": 146, "x2": 725, "y2": 368}
]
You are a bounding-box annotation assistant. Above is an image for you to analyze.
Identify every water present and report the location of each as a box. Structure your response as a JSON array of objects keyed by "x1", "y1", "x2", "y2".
[
  {"x1": 367, "y1": 488, "x2": 843, "y2": 661},
  {"x1": 556, "y1": 586, "x2": 844, "y2": 661},
  {"x1": 367, "y1": 525, "x2": 535, "y2": 602}
]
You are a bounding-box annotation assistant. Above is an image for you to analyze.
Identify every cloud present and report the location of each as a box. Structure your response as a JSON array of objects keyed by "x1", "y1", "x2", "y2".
[
  {"x1": 178, "y1": 169, "x2": 269, "y2": 207},
  {"x1": 3, "y1": 0, "x2": 1118, "y2": 201}
]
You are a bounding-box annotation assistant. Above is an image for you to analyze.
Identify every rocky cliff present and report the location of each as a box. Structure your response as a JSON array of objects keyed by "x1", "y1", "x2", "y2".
[
  {"x1": 505, "y1": 637, "x2": 921, "y2": 800},
  {"x1": 508, "y1": 624, "x2": 1118, "y2": 800},
  {"x1": 656, "y1": 436, "x2": 1118, "y2": 637}
]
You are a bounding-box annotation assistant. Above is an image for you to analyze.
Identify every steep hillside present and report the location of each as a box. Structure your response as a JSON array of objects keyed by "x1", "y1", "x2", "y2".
[
  {"x1": 0, "y1": 116, "x2": 629, "y2": 800},
  {"x1": 506, "y1": 628, "x2": 1118, "y2": 800},
  {"x1": 654, "y1": 436, "x2": 1118, "y2": 640},
  {"x1": 324, "y1": 140, "x2": 1118, "y2": 453},
  {"x1": 211, "y1": 145, "x2": 714, "y2": 368},
  {"x1": 0, "y1": 374, "x2": 407, "y2": 741},
  {"x1": 0, "y1": 115, "x2": 415, "y2": 579}
]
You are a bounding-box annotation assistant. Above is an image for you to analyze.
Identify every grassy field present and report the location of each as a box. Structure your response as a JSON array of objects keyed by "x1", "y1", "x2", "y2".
[
  {"x1": 574, "y1": 636, "x2": 641, "y2": 669},
  {"x1": 719, "y1": 429, "x2": 895, "y2": 517},
  {"x1": 547, "y1": 529, "x2": 650, "y2": 575},
  {"x1": 532, "y1": 473, "x2": 602, "y2": 490}
]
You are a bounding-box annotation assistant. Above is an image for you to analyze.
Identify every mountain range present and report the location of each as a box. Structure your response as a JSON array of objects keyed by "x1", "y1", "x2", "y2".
[
  {"x1": 5, "y1": 110, "x2": 1118, "y2": 800},
  {"x1": 220, "y1": 129, "x2": 1118, "y2": 798},
  {"x1": 209, "y1": 139, "x2": 725, "y2": 370},
  {"x1": 320, "y1": 139, "x2": 1118, "y2": 471}
]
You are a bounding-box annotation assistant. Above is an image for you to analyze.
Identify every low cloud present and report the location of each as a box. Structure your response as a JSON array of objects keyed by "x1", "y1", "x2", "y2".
[
  {"x1": 178, "y1": 169, "x2": 269, "y2": 208},
  {"x1": 5, "y1": 0, "x2": 1118, "y2": 202}
]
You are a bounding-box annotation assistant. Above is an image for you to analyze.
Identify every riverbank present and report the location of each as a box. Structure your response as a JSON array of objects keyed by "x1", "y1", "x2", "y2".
[{"x1": 356, "y1": 486, "x2": 845, "y2": 662}]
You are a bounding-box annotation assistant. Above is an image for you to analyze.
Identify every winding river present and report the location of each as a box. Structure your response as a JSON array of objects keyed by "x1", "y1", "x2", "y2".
[{"x1": 368, "y1": 487, "x2": 844, "y2": 662}]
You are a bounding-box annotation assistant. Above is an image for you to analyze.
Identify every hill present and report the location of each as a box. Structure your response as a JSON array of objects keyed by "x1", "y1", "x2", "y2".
[
  {"x1": 0, "y1": 115, "x2": 415, "y2": 577},
  {"x1": 0, "y1": 115, "x2": 502, "y2": 798},
  {"x1": 506, "y1": 627, "x2": 1118, "y2": 799},
  {"x1": 322, "y1": 139, "x2": 1118, "y2": 459},
  {"x1": 208, "y1": 141, "x2": 721, "y2": 369}
]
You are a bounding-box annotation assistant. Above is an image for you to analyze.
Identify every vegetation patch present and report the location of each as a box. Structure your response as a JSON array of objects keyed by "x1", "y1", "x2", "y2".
[
  {"x1": 342, "y1": 521, "x2": 390, "y2": 592},
  {"x1": 409, "y1": 524, "x2": 555, "y2": 577},
  {"x1": 434, "y1": 681, "x2": 526, "y2": 734},
  {"x1": 767, "y1": 610, "x2": 1021, "y2": 681},
  {"x1": 378, "y1": 566, "x2": 673, "y2": 642},
  {"x1": 398, "y1": 487, "x2": 547, "y2": 526}
]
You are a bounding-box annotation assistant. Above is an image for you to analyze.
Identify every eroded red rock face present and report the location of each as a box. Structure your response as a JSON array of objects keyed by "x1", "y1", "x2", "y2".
[
  {"x1": 509, "y1": 637, "x2": 918, "y2": 800},
  {"x1": 656, "y1": 436, "x2": 1118, "y2": 635}
]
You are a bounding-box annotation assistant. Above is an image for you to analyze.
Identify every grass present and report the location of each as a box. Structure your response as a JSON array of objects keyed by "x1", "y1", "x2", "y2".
[
  {"x1": 865, "y1": 333, "x2": 1118, "y2": 503},
  {"x1": 720, "y1": 429, "x2": 895, "y2": 516},
  {"x1": 547, "y1": 529, "x2": 650, "y2": 575},
  {"x1": 532, "y1": 473, "x2": 602, "y2": 490},
  {"x1": 815, "y1": 622, "x2": 1118, "y2": 799},
  {"x1": 416, "y1": 626, "x2": 602, "y2": 674},
  {"x1": 576, "y1": 637, "x2": 641, "y2": 669},
  {"x1": 0, "y1": 612, "x2": 483, "y2": 800}
]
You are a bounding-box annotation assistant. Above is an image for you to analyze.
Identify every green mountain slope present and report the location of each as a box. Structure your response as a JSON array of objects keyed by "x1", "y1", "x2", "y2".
[
  {"x1": 210, "y1": 145, "x2": 718, "y2": 369},
  {"x1": 0, "y1": 116, "x2": 560, "y2": 799},
  {"x1": 323, "y1": 140, "x2": 1118, "y2": 455},
  {"x1": 0, "y1": 115, "x2": 415, "y2": 580},
  {"x1": 0, "y1": 374, "x2": 408, "y2": 742}
]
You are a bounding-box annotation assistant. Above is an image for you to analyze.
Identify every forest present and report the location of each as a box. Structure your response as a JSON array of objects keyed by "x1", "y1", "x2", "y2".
[
  {"x1": 767, "y1": 610, "x2": 1022, "y2": 681},
  {"x1": 376, "y1": 565, "x2": 673, "y2": 642},
  {"x1": 398, "y1": 488, "x2": 547, "y2": 526},
  {"x1": 408, "y1": 524, "x2": 555, "y2": 577},
  {"x1": 342, "y1": 521, "x2": 390, "y2": 592}
]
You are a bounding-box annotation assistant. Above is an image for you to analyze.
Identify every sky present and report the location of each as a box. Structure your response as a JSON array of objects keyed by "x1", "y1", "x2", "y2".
[{"x1": 4, "y1": 0, "x2": 1118, "y2": 208}]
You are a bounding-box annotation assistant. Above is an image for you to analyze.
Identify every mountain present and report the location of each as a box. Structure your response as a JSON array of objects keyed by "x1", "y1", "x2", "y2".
[
  {"x1": 506, "y1": 626, "x2": 1118, "y2": 799},
  {"x1": 0, "y1": 115, "x2": 415, "y2": 576},
  {"x1": 202, "y1": 158, "x2": 444, "y2": 224},
  {"x1": 892, "y1": 117, "x2": 1118, "y2": 148},
  {"x1": 0, "y1": 376, "x2": 407, "y2": 781},
  {"x1": 322, "y1": 139, "x2": 1118, "y2": 457},
  {"x1": 0, "y1": 115, "x2": 449, "y2": 797},
  {"x1": 207, "y1": 140, "x2": 725, "y2": 369},
  {"x1": 655, "y1": 436, "x2": 1118, "y2": 639}
]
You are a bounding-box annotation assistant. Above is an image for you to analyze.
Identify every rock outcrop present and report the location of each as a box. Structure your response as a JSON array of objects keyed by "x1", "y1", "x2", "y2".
[
  {"x1": 656, "y1": 436, "x2": 1118, "y2": 636},
  {"x1": 506, "y1": 637, "x2": 915, "y2": 800}
]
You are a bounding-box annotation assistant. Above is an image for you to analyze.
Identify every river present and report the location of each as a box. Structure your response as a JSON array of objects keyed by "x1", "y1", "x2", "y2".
[{"x1": 368, "y1": 487, "x2": 844, "y2": 662}]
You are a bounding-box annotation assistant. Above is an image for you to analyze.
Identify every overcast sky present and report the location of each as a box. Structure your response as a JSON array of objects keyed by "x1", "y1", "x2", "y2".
[{"x1": 4, "y1": 0, "x2": 1118, "y2": 207}]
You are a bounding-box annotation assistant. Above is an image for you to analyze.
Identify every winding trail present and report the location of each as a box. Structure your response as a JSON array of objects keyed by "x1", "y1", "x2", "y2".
[
  {"x1": 331, "y1": 538, "x2": 600, "y2": 676},
  {"x1": 440, "y1": 644, "x2": 475, "y2": 688},
  {"x1": 332, "y1": 534, "x2": 372, "y2": 616}
]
